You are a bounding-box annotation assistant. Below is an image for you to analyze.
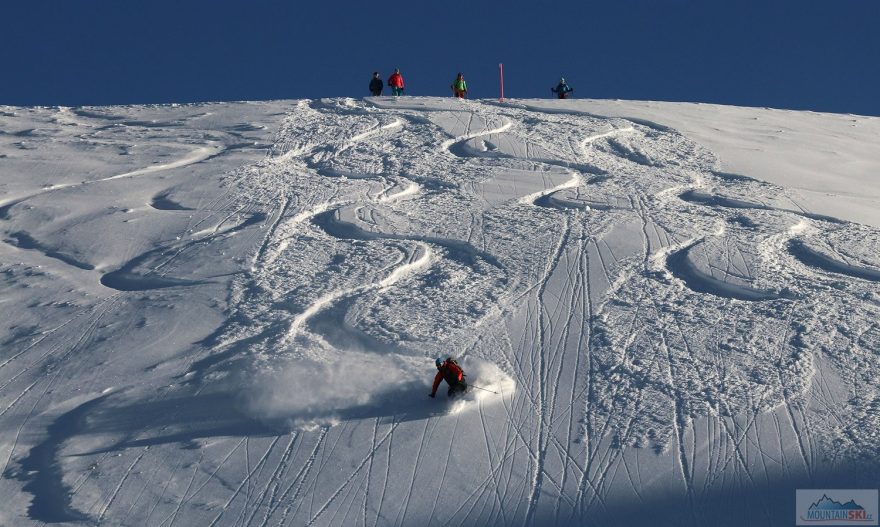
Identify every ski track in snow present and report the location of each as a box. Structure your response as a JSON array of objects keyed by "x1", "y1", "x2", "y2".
[
  {"x1": 285, "y1": 241, "x2": 434, "y2": 348},
  {"x1": 1, "y1": 98, "x2": 879, "y2": 526},
  {"x1": 0, "y1": 142, "x2": 224, "y2": 217},
  {"x1": 0, "y1": 134, "x2": 245, "y2": 293}
]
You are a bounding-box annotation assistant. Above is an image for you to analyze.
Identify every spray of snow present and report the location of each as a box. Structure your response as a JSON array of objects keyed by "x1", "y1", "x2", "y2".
[
  {"x1": 239, "y1": 352, "x2": 515, "y2": 430},
  {"x1": 447, "y1": 359, "x2": 517, "y2": 415},
  {"x1": 239, "y1": 352, "x2": 415, "y2": 430}
]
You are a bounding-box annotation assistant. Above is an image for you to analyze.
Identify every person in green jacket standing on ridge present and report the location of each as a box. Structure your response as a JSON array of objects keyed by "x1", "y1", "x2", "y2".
[{"x1": 451, "y1": 72, "x2": 468, "y2": 98}]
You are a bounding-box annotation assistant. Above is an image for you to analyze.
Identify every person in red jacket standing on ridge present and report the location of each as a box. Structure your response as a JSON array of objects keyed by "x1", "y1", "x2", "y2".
[
  {"x1": 430, "y1": 357, "x2": 468, "y2": 398},
  {"x1": 387, "y1": 68, "x2": 405, "y2": 96}
]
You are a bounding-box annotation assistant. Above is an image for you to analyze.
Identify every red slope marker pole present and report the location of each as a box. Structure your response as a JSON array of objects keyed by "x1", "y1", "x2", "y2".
[{"x1": 499, "y1": 63, "x2": 505, "y2": 102}]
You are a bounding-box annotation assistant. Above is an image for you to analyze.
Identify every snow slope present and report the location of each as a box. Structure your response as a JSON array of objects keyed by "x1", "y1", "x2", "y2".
[
  {"x1": 0, "y1": 97, "x2": 878, "y2": 526},
  {"x1": 522, "y1": 98, "x2": 880, "y2": 228}
]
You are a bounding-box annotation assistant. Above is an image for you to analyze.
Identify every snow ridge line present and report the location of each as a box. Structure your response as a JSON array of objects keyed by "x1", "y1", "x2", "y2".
[
  {"x1": 0, "y1": 141, "x2": 224, "y2": 213},
  {"x1": 98, "y1": 143, "x2": 223, "y2": 183},
  {"x1": 257, "y1": 113, "x2": 411, "y2": 269},
  {"x1": 520, "y1": 126, "x2": 634, "y2": 207},
  {"x1": 255, "y1": 115, "x2": 409, "y2": 267},
  {"x1": 378, "y1": 181, "x2": 420, "y2": 203},
  {"x1": 646, "y1": 220, "x2": 725, "y2": 272},
  {"x1": 518, "y1": 171, "x2": 583, "y2": 206},
  {"x1": 251, "y1": 196, "x2": 291, "y2": 272},
  {"x1": 274, "y1": 167, "x2": 434, "y2": 345},
  {"x1": 652, "y1": 221, "x2": 798, "y2": 302},
  {"x1": 678, "y1": 189, "x2": 846, "y2": 224},
  {"x1": 666, "y1": 242, "x2": 794, "y2": 302},
  {"x1": 350, "y1": 118, "x2": 403, "y2": 142},
  {"x1": 99, "y1": 210, "x2": 267, "y2": 292},
  {"x1": 285, "y1": 242, "x2": 433, "y2": 346},
  {"x1": 247, "y1": 105, "x2": 442, "y2": 356},
  {"x1": 440, "y1": 119, "x2": 513, "y2": 152},
  {"x1": 262, "y1": 200, "x2": 353, "y2": 268},
  {"x1": 271, "y1": 116, "x2": 403, "y2": 164},
  {"x1": 789, "y1": 239, "x2": 880, "y2": 281},
  {"x1": 379, "y1": 243, "x2": 432, "y2": 289},
  {"x1": 579, "y1": 126, "x2": 635, "y2": 148},
  {"x1": 291, "y1": 200, "x2": 349, "y2": 224}
]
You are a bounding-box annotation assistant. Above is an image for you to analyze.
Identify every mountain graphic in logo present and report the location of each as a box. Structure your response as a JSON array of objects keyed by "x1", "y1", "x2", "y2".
[{"x1": 809, "y1": 495, "x2": 866, "y2": 512}]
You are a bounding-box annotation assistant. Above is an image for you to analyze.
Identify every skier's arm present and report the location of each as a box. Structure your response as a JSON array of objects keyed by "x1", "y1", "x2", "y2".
[{"x1": 431, "y1": 371, "x2": 443, "y2": 396}]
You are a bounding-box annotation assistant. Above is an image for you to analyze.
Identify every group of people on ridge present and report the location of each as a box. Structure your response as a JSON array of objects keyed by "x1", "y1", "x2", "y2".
[
  {"x1": 369, "y1": 70, "x2": 468, "y2": 98},
  {"x1": 369, "y1": 70, "x2": 573, "y2": 99},
  {"x1": 371, "y1": 69, "x2": 405, "y2": 96}
]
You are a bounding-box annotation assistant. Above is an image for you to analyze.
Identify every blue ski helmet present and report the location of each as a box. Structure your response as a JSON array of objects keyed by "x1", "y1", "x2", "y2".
[{"x1": 435, "y1": 358, "x2": 443, "y2": 368}]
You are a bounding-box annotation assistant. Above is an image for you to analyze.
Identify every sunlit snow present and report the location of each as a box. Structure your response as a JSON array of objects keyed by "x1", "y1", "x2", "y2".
[{"x1": 1, "y1": 97, "x2": 878, "y2": 526}]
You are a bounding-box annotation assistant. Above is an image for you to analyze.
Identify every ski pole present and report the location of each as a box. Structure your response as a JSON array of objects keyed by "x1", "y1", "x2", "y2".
[{"x1": 469, "y1": 384, "x2": 499, "y2": 395}]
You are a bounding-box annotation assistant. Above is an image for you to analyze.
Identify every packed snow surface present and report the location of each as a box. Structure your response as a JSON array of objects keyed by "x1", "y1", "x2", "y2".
[{"x1": 0, "y1": 97, "x2": 878, "y2": 526}]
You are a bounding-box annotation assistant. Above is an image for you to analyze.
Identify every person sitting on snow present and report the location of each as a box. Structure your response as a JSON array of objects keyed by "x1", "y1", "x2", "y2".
[
  {"x1": 551, "y1": 78, "x2": 573, "y2": 99},
  {"x1": 430, "y1": 357, "x2": 468, "y2": 398}
]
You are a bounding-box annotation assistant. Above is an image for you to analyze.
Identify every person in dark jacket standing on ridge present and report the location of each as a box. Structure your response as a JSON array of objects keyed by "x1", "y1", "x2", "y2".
[
  {"x1": 451, "y1": 72, "x2": 468, "y2": 98},
  {"x1": 430, "y1": 357, "x2": 468, "y2": 398},
  {"x1": 551, "y1": 78, "x2": 573, "y2": 99},
  {"x1": 369, "y1": 72, "x2": 383, "y2": 96},
  {"x1": 387, "y1": 68, "x2": 405, "y2": 96}
]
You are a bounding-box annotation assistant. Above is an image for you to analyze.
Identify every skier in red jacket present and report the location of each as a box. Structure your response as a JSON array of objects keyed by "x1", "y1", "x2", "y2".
[
  {"x1": 387, "y1": 68, "x2": 405, "y2": 96},
  {"x1": 430, "y1": 357, "x2": 468, "y2": 398}
]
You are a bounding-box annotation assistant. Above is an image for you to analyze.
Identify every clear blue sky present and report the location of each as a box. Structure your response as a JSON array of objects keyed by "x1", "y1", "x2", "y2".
[{"x1": 3, "y1": 0, "x2": 878, "y2": 116}]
